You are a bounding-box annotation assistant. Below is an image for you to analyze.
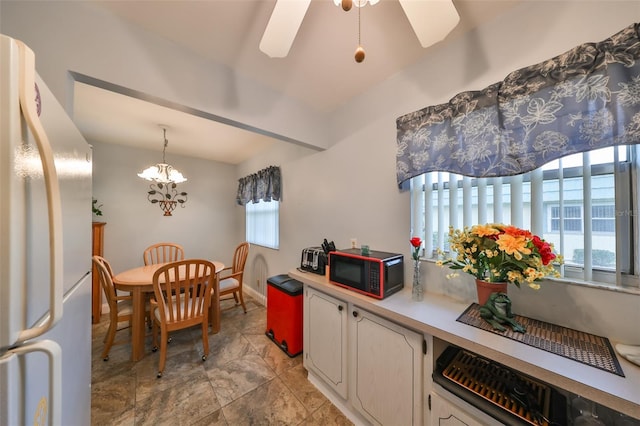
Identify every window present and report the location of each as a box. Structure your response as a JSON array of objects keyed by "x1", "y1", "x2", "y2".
[
  {"x1": 592, "y1": 205, "x2": 616, "y2": 233},
  {"x1": 410, "y1": 146, "x2": 639, "y2": 288},
  {"x1": 550, "y1": 205, "x2": 582, "y2": 232},
  {"x1": 246, "y1": 200, "x2": 279, "y2": 249}
]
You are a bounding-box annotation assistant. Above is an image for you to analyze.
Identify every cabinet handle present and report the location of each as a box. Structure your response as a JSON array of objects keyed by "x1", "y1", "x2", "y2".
[
  {"x1": 352, "y1": 311, "x2": 358, "y2": 318},
  {"x1": 338, "y1": 305, "x2": 343, "y2": 312}
]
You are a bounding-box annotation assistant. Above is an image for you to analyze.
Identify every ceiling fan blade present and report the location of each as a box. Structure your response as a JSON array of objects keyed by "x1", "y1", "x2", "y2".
[
  {"x1": 259, "y1": 0, "x2": 312, "y2": 58},
  {"x1": 398, "y1": 0, "x2": 460, "y2": 49}
]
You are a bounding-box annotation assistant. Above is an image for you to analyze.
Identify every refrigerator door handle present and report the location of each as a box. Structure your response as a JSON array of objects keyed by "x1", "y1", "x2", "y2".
[
  {"x1": 15, "y1": 40, "x2": 64, "y2": 343},
  {"x1": 5, "y1": 339, "x2": 62, "y2": 426}
]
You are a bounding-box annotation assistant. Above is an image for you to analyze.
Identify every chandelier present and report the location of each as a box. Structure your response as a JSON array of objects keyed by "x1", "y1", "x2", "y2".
[{"x1": 137, "y1": 127, "x2": 188, "y2": 216}]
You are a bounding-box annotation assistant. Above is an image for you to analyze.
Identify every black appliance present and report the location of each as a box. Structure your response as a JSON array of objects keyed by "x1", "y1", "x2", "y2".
[
  {"x1": 433, "y1": 345, "x2": 568, "y2": 425},
  {"x1": 329, "y1": 249, "x2": 404, "y2": 299}
]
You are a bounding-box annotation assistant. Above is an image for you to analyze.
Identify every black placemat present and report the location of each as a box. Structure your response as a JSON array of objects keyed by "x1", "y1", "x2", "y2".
[{"x1": 456, "y1": 303, "x2": 624, "y2": 377}]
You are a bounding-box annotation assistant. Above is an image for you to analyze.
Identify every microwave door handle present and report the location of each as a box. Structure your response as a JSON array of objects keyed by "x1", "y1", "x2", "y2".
[
  {"x1": 16, "y1": 41, "x2": 64, "y2": 343},
  {"x1": 6, "y1": 339, "x2": 62, "y2": 426}
]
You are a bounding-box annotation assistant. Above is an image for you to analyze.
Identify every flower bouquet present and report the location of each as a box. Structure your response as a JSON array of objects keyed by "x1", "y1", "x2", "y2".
[{"x1": 438, "y1": 224, "x2": 562, "y2": 290}]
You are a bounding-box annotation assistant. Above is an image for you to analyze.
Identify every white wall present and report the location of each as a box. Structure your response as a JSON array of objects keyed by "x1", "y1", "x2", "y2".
[
  {"x1": 90, "y1": 140, "x2": 240, "y2": 273},
  {"x1": 2, "y1": 1, "x2": 639, "y2": 344}
]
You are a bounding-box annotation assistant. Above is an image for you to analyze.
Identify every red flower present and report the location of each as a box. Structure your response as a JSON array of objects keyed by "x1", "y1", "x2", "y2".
[
  {"x1": 532, "y1": 235, "x2": 556, "y2": 265},
  {"x1": 410, "y1": 236, "x2": 422, "y2": 248},
  {"x1": 410, "y1": 237, "x2": 422, "y2": 260}
]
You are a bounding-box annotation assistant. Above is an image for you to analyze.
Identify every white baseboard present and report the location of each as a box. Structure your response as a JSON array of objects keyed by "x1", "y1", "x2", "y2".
[{"x1": 243, "y1": 284, "x2": 266, "y2": 306}]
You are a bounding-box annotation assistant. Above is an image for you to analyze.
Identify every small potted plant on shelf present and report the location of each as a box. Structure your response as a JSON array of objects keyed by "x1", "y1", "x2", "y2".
[{"x1": 92, "y1": 197, "x2": 103, "y2": 219}]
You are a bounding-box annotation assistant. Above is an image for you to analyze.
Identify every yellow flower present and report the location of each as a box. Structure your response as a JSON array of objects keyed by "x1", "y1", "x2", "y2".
[
  {"x1": 472, "y1": 224, "x2": 501, "y2": 237},
  {"x1": 507, "y1": 271, "x2": 522, "y2": 282},
  {"x1": 496, "y1": 234, "x2": 531, "y2": 258}
]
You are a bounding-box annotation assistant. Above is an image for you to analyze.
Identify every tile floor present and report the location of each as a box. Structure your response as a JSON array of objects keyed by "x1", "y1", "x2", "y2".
[{"x1": 91, "y1": 296, "x2": 353, "y2": 425}]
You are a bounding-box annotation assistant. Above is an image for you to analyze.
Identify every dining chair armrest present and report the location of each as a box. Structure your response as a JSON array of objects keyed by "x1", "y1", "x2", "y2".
[
  {"x1": 219, "y1": 272, "x2": 243, "y2": 287},
  {"x1": 216, "y1": 266, "x2": 232, "y2": 276}
]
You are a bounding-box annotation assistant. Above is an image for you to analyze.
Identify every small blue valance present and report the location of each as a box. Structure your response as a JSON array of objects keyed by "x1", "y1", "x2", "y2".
[
  {"x1": 236, "y1": 166, "x2": 281, "y2": 205},
  {"x1": 396, "y1": 23, "x2": 640, "y2": 186}
]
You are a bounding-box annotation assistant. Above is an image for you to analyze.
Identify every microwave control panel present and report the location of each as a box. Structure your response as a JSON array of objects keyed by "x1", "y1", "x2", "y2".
[{"x1": 369, "y1": 262, "x2": 380, "y2": 294}]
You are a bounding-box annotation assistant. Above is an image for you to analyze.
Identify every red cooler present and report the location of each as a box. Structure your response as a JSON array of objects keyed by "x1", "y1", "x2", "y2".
[{"x1": 265, "y1": 274, "x2": 303, "y2": 357}]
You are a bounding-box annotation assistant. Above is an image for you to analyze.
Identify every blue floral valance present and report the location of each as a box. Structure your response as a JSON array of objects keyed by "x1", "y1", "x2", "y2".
[
  {"x1": 236, "y1": 166, "x2": 281, "y2": 205},
  {"x1": 396, "y1": 23, "x2": 640, "y2": 186}
]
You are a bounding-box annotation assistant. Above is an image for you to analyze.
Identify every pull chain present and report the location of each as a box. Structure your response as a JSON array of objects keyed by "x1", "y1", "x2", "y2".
[{"x1": 354, "y1": 0, "x2": 365, "y2": 63}]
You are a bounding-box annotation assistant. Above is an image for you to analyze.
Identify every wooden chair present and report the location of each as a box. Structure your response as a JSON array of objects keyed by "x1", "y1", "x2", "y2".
[
  {"x1": 214, "y1": 242, "x2": 250, "y2": 317},
  {"x1": 150, "y1": 259, "x2": 216, "y2": 378},
  {"x1": 92, "y1": 255, "x2": 133, "y2": 361},
  {"x1": 143, "y1": 242, "x2": 185, "y2": 266},
  {"x1": 143, "y1": 242, "x2": 185, "y2": 327}
]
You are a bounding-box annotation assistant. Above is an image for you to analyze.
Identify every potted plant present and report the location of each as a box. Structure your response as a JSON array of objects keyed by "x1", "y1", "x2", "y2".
[
  {"x1": 437, "y1": 224, "x2": 562, "y2": 305},
  {"x1": 92, "y1": 197, "x2": 103, "y2": 219}
]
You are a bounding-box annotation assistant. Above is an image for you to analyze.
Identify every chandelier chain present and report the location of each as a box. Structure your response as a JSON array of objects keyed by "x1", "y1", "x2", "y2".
[{"x1": 162, "y1": 127, "x2": 168, "y2": 163}]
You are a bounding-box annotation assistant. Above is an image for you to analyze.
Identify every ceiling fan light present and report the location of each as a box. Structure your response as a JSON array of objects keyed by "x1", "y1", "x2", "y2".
[{"x1": 333, "y1": 0, "x2": 377, "y2": 7}]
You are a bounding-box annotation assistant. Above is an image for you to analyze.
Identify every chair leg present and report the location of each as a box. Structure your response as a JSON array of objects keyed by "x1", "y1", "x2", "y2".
[
  {"x1": 201, "y1": 321, "x2": 209, "y2": 361},
  {"x1": 101, "y1": 319, "x2": 117, "y2": 361},
  {"x1": 158, "y1": 328, "x2": 168, "y2": 378},
  {"x1": 232, "y1": 292, "x2": 239, "y2": 304},
  {"x1": 152, "y1": 317, "x2": 159, "y2": 352},
  {"x1": 237, "y1": 290, "x2": 247, "y2": 313}
]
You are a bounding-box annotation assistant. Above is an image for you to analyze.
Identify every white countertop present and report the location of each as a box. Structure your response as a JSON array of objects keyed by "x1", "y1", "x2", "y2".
[{"x1": 290, "y1": 269, "x2": 640, "y2": 419}]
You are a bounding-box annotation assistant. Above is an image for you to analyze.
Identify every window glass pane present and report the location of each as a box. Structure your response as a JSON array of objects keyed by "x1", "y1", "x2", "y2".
[
  {"x1": 246, "y1": 200, "x2": 279, "y2": 249},
  {"x1": 592, "y1": 205, "x2": 615, "y2": 233}
]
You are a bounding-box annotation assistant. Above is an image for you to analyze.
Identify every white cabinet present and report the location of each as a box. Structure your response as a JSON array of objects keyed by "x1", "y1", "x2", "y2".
[
  {"x1": 430, "y1": 389, "x2": 503, "y2": 426},
  {"x1": 349, "y1": 305, "x2": 424, "y2": 426},
  {"x1": 304, "y1": 286, "x2": 348, "y2": 398},
  {"x1": 303, "y1": 285, "x2": 425, "y2": 425}
]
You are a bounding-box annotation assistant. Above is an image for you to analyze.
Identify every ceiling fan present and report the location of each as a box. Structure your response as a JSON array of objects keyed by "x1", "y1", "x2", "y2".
[{"x1": 259, "y1": 0, "x2": 460, "y2": 61}]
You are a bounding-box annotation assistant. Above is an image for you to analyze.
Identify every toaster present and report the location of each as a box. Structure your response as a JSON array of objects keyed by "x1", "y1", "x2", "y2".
[{"x1": 300, "y1": 247, "x2": 327, "y2": 275}]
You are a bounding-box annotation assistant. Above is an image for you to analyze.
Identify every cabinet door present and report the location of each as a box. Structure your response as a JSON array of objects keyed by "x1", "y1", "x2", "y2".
[
  {"x1": 350, "y1": 306, "x2": 423, "y2": 426},
  {"x1": 303, "y1": 286, "x2": 348, "y2": 398},
  {"x1": 430, "y1": 391, "x2": 503, "y2": 426}
]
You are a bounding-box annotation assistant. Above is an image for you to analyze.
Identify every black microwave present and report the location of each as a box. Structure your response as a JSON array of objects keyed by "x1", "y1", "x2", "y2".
[{"x1": 329, "y1": 249, "x2": 404, "y2": 299}]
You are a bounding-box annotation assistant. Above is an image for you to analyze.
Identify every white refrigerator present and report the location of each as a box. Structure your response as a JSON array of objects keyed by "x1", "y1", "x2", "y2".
[{"x1": 0, "y1": 34, "x2": 92, "y2": 425}]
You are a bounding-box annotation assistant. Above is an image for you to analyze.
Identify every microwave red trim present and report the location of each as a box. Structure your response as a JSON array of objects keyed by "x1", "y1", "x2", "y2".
[{"x1": 328, "y1": 249, "x2": 404, "y2": 299}]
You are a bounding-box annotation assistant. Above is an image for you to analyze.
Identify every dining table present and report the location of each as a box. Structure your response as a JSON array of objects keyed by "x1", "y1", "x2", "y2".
[{"x1": 112, "y1": 260, "x2": 224, "y2": 361}]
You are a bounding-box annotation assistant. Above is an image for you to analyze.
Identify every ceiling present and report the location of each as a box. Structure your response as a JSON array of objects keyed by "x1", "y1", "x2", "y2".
[{"x1": 73, "y1": 0, "x2": 520, "y2": 164}]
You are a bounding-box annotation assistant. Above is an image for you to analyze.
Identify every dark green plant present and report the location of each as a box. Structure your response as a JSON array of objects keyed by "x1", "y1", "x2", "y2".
[{"x1": 92, "y1": 198, "x2": 103, "y2": 216}]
